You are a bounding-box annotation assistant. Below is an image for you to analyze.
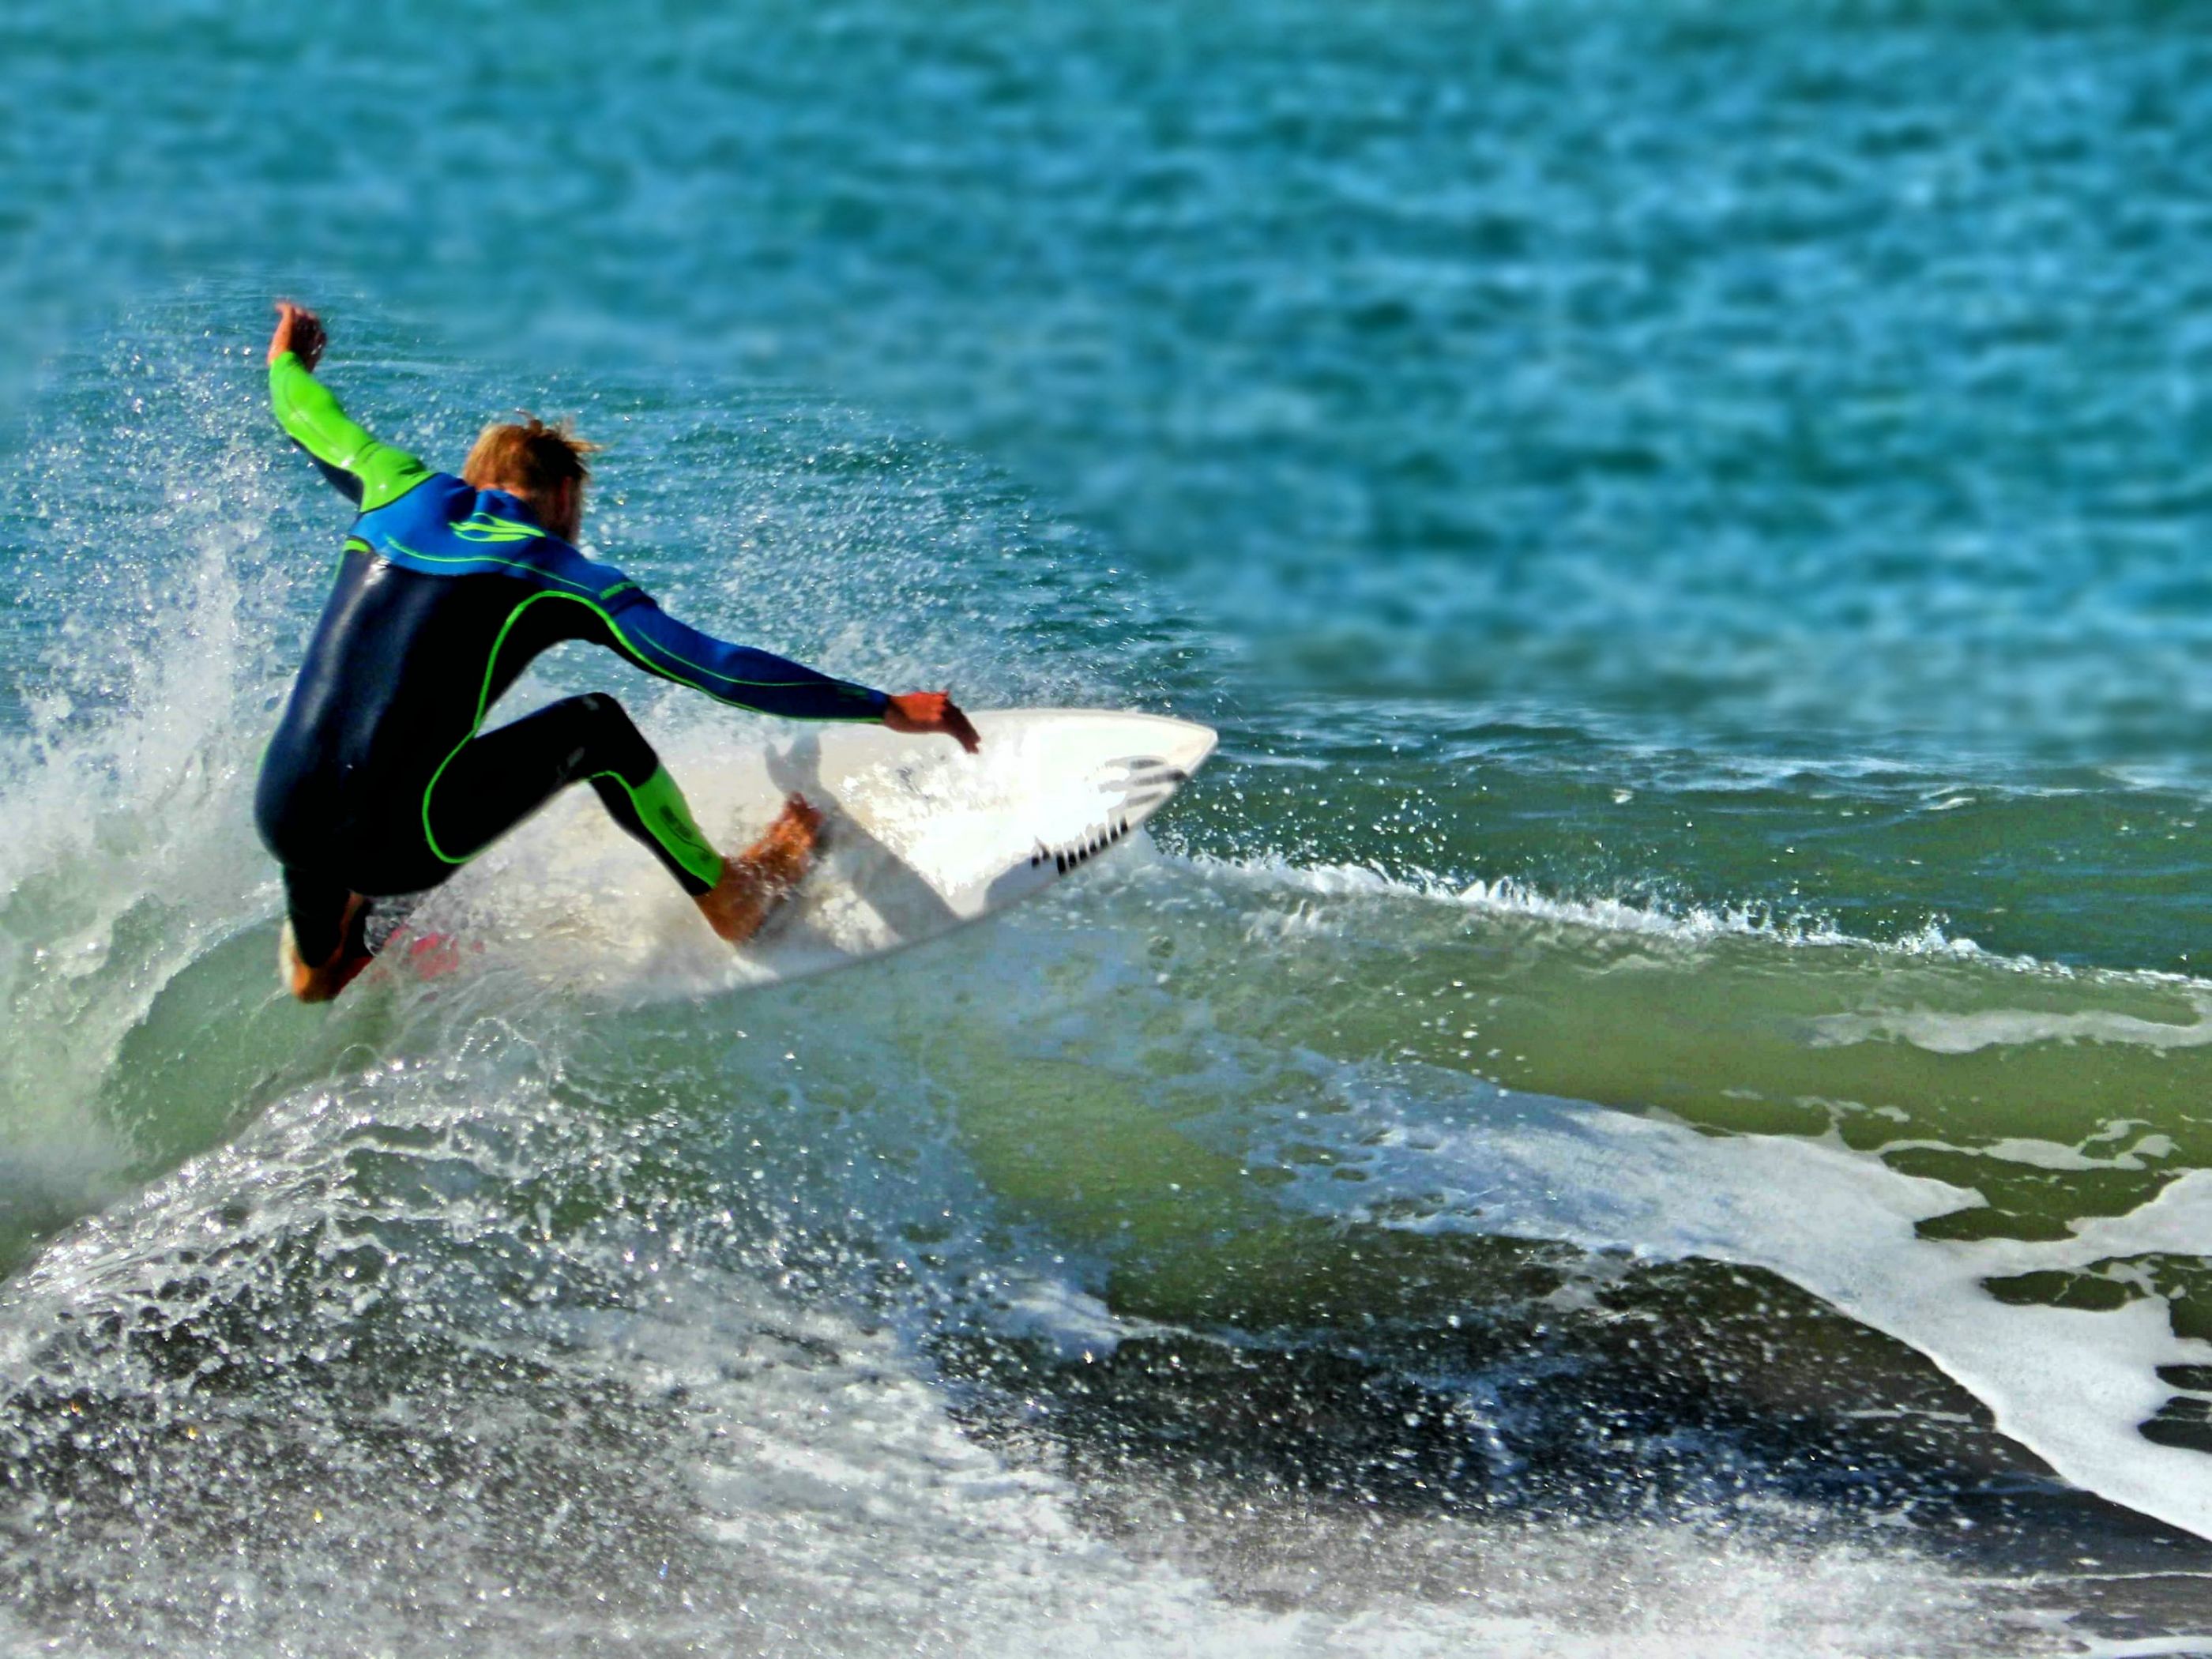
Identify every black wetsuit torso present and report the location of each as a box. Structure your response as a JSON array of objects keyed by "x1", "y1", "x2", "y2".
[{"x1": 258, "y1": 542, "x2": 687, "y2": 894}]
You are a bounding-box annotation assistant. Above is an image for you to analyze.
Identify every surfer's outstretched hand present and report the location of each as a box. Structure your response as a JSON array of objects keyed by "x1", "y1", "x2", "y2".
[
  {"x1": 885, "y1": 690, "x2": 981, "y2": 753},
  {"x1": 268, "y1": 300, "x2": 326, "y2": 371}
]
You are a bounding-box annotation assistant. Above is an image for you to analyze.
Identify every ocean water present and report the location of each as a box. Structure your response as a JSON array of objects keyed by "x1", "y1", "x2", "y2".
[{"x1": 6, "y1": 1, "x2": 2212, "y2": 1653}]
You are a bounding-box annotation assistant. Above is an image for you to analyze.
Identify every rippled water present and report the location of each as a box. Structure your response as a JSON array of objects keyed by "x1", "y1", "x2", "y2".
[{"x1": 6, "y1": 2, "x2": 2212, "y2": 1653}]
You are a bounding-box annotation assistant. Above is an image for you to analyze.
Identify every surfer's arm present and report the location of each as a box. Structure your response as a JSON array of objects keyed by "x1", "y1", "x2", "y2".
[
  {"x1": 536, "y1": 549, "x2": 889, "y2": 720},
  {"x1": 611, "y1": 604, "x2": 979, "y2": 744},
  {"x1": 532, "y1": 543, "x2": 977, "y2": 744},
  {"x1": 265, "y1": 303, "x2": 431, "y2": 511},
  {"x1": 612, "y1": 600, "x2": 893, "y2": 720}
]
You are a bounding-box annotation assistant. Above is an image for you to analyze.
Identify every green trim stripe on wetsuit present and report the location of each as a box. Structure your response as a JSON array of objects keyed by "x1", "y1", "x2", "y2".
[{"x1": 255, "y1": 352, "x2": 890, "y2": 948}]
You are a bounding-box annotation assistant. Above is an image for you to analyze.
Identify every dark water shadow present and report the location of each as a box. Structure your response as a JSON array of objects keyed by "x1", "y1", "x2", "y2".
[{"x1": 933, "y1": 1228, "x2": 2212, "y2": 1618}]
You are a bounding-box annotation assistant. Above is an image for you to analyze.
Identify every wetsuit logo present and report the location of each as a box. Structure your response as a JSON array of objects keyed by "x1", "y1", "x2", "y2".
[
  {"x1": 656, "y1": 802, "x2": 712, "y2": 856},
  {"x1": 451, "y1": 511, "x2": 546, "y2": 545}
]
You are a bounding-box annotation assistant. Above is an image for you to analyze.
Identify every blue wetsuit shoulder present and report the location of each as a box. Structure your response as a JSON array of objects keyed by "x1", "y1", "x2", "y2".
[{"x1": 351, "y1": 480, "x2": 888, "y2": 721}]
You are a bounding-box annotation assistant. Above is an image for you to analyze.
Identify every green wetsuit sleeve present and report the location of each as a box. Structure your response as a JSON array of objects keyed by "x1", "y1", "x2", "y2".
[{"x1": 268, "y1": 352, "x2": 432, "y2": 512}]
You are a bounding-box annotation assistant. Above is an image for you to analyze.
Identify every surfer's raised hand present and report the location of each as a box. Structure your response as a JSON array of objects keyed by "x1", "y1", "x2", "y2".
[
  {"x1": 884, "y1": 690, "x2": 982, "y2": 753},
  {"x1": 267, "y1": 301, "x2": 326, "y2": 371}
]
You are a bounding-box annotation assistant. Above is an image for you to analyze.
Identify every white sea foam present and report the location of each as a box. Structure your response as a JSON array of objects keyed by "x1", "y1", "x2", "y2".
[
  {"x1": 1969, "y1": 1134, "x2": 2176, "y2": 1174},
  {"x1": 1180, "y1": 850, "x2": 1989, "y2": 957},
  {"x1": 1250, "y1": 1073, "x2": 2212, "y2": 1546},
  {"x1": 1157, "y1": 852, "x2": 2212, "y2": 1055},
  {"x1": 0, "y1": 397, "x2": 294, "y2": 1236},
  {"x1": 1811, "y1": 1003, "x2": 2212, "y2": 1055},
  {"x1": 991, "y1": 1270, "x2": 1169, "y2": 1361}
]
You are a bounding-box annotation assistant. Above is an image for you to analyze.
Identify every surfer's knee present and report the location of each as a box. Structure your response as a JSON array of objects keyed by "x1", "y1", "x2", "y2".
[
  {"x1": 572, "y1": 690, "x2": 626, "y2": 724},
  {"x1": 567, "y1": 693, "x2": 655, "y2": 767}
]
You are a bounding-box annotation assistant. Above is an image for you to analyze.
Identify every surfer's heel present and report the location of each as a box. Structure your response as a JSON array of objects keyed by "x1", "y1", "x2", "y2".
[{"x1": 696, "y1": 795, "x2": 822, "y2": 944}]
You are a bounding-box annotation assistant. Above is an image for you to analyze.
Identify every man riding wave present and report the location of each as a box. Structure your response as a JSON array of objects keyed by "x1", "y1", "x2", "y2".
[{"x1": 256, "y1": 302, "x2": 980, "y2": 1001}]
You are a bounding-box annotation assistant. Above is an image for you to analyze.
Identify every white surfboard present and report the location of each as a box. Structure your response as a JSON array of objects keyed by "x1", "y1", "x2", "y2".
[{"x1": 426, "y1": 706, "x2": 1217, "y2": 995}]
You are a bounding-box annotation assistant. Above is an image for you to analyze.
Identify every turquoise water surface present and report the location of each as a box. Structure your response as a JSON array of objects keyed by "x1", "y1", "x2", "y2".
[{"x1": 6, "y1": 3, "x2": 2212, "y2": 1653}]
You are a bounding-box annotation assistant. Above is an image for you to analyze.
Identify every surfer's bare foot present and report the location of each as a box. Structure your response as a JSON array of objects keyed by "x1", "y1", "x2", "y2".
[
  {"x1": 280, "y1": 892, "x2": 373, "y2": 1003},
  {"x1": 696, "y1": 793, "x2": 823, "y2": 944}
]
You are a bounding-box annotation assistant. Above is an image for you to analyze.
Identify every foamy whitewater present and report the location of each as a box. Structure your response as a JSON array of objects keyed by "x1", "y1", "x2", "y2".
[{"x1": 9, "y1": 2, "x2": 2212, "y2": 1653}]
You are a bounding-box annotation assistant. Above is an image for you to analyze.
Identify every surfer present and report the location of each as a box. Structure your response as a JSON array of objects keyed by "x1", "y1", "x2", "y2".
[{"x1": 255, "y1": 301, "x2": 981, "y2": 1003}]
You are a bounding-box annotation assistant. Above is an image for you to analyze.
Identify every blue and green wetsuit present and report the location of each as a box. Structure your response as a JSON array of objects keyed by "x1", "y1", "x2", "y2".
[{"x1": 255, "y1": 352, "x2": 888, "y2": 964}]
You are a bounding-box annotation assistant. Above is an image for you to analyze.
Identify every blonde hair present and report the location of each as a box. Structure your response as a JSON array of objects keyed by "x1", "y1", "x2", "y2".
[{"x1": 461, "y1": 414, "x2": 600, "y2": 497}]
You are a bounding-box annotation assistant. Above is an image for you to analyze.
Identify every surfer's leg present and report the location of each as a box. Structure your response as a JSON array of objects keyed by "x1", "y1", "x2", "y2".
[
  {"x1": 431, "y1": 695, "x2": 819, "y2": 941},
  {"x1": 428, "y1": 694, "x2": 724, "y2": 891},
  {"x1": 277, "y1": 867, "x2": 373, "y2": 1003}
]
